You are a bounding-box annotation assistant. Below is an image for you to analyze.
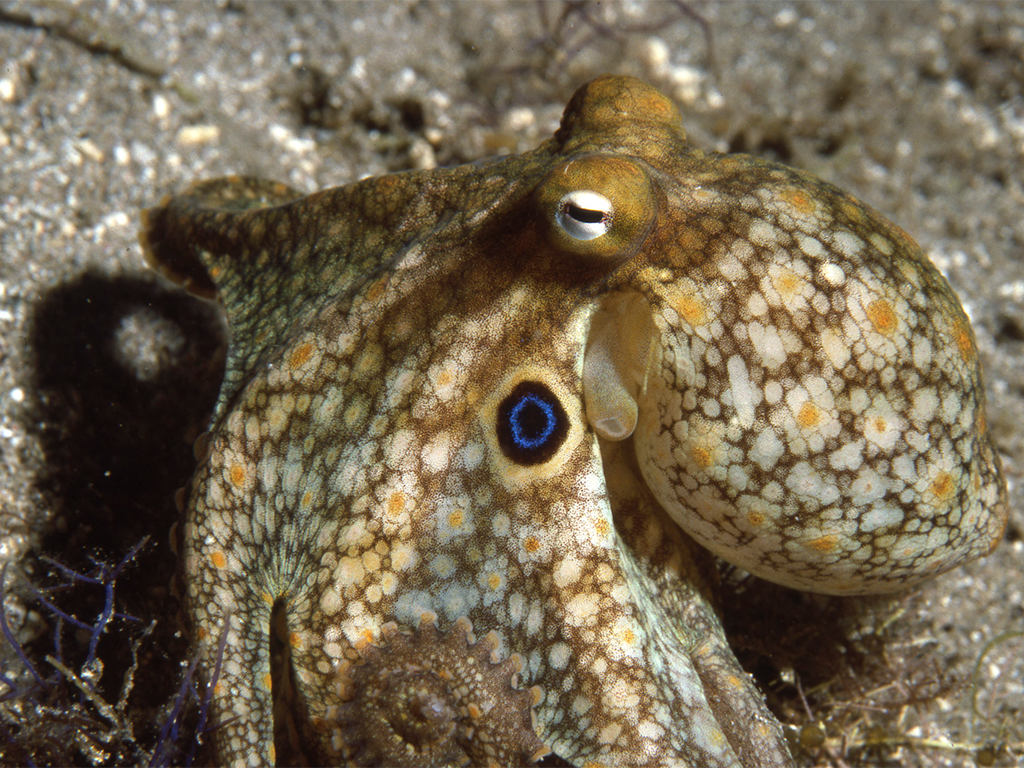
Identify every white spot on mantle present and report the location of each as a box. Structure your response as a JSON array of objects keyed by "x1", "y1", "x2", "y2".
[{"x1": 727, "y1": 355, "x2": 757, "y2": 428}]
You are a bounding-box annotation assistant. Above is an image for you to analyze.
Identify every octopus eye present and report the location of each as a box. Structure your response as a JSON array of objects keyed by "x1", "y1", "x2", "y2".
[
  {"x1": 534, "y1": 153, "x2": 656, "y2": 263},
  {"x1": 496, "y1": 381, "x2": 569, "y2": 465},
  {"x1": 556, "y1": 190, "x2": 613, "y2": 241}
]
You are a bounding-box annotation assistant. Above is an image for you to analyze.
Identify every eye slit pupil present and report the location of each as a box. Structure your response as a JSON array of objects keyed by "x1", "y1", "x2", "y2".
[
  {"x1": 565, "y1": 202, "x2": 607, "y2": 224},
  {"x1": 554, "y1": 190, "x2": 613, "y2": 241}
]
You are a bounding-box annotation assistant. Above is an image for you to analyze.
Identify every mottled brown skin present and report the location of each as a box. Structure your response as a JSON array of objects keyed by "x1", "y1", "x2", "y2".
[
  {"x1": 336, "y1": 615, "x2": 548, "y2": 766},
  {"x1": 141, "y1": 76, "x2": 1007, "y2": 767}
]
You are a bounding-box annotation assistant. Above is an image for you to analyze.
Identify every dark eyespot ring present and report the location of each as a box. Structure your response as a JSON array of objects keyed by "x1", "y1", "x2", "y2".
[{"x1": 496, "y1": 381, "x2": 569, "y2": 465}]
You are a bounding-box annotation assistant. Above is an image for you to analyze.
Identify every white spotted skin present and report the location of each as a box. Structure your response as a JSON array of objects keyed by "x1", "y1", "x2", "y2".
[
  {"x1": 631, "y1": 158, "x2": 1006, "y2": 595},
  {"x1": 142, "y1": 76, "x2": 1006, "y2": 767}
]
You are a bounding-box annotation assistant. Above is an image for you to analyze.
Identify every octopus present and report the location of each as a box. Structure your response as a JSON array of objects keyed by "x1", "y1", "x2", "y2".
[{"x1": 141, "y1": 75, "x2": 1008, "y2": 767}]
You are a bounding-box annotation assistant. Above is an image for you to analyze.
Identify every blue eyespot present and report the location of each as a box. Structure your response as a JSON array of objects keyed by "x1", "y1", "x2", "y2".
[
  {"x1": 510, "y1": 394, "x2": 556, "y2": 448},
  {"x1": 496, "y1": 381, "x2": 569, "y2": 465}
]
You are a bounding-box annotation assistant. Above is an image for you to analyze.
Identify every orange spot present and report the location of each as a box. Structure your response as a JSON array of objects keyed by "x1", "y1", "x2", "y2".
[
  {"x1": 268, "y1": 744, "x2": 275, "y2": 764},
  {"x1": 866, "y1": 299, "x2": 897, "y2": 335},
  {"x1": 807, "y1": 535, "x2": 838, "y2": 552},
  {"x1": 436, "y1": 369, "x2": 453, "y2": 387},
  {"x1": 839, "y1": 198, "x2": 863, "y2": 222},
  {"x1": 447, "y1": 510, "x2": 464, "y2": 528},
  {"x1": 228, "y1": 463, "x2": 246, "y2": 487},
  {"x1": 691, "y1": 443, "x2": 714, "y2": 469},
  {"x1": 953, "y1": 321, "x2": 975, "y2": 362},
  {"x1": 773, "y1": 270, "x2": 801, "y2": 298},
  {"x1": 873, "y1": 417, "x2": 888, "y2": 434},
  {"x1": 673, "y1": 293, "x2": 707, "y2": 326},
  {"x1": 301, "y1": 490, "x2": 314, "y2": 508},
  {"x1": 523, "y1": 536, "x2": 541, "y2": 554},
  {"x1": 213, "y1": 681, "x2": 223, "y2": 695},
  {"x1": 619, "y1": 628, "x2": 636, "y2": 645},
  {"x1": 289, "y1": 632, "x2": 303, "y2": 649},
  {"x1": 930, "y1": 472, "x2": 956, "y2": 500},
  {"x1": 780, "y1": 187, "x2": 815, "y2": 215},
  {"x1": 355, "y1": 628, "x2": 375, "y2": 649},
  {"x1": 196, "y1": 627, "x2": 208, "y2": 641},
  {"x1": 288, "y1": 342, "x2": 314, "y2": 368},
  {"x1": 210, "y1": 551, "x2": 227, "y2": 569},
  {"x1": 797, "y1": 401, "x2": 822, "y2": 429},
  {"x1": 747, "y1": 511, "x2": 765, "y2": 526},
  {"x1": 487, "y1": 573, "x2": 502, "y2": 590},
  {"x1": 594, "y1": 517, "x2": 610, "y2": 537},
  {"x1": 262, "y1": 672, "x2": 272, "y2": 689},
  {"x1": 387, "y1": 491, "x2": 406, "y2": 518},
  {"x1": 365, "y1": 276, "x2": 388, "y2": 304},
  {"x1": 209, "y1": 265, "x2": 222, "y2": 280},
  {"x1": 261, "y1": 592, "x2": 274, "y2": 605},
  {"x1": 467, "y1": 702, "x2": 482, "y2": 719},
  {"x1": 643, "y1": 90, "x2": 675, "y2": 121}
]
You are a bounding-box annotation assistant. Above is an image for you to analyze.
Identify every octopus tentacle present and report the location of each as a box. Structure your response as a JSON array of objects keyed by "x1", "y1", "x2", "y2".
[{"x1": 329, "y1": 614, "x2": 549, "y2": 767}]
